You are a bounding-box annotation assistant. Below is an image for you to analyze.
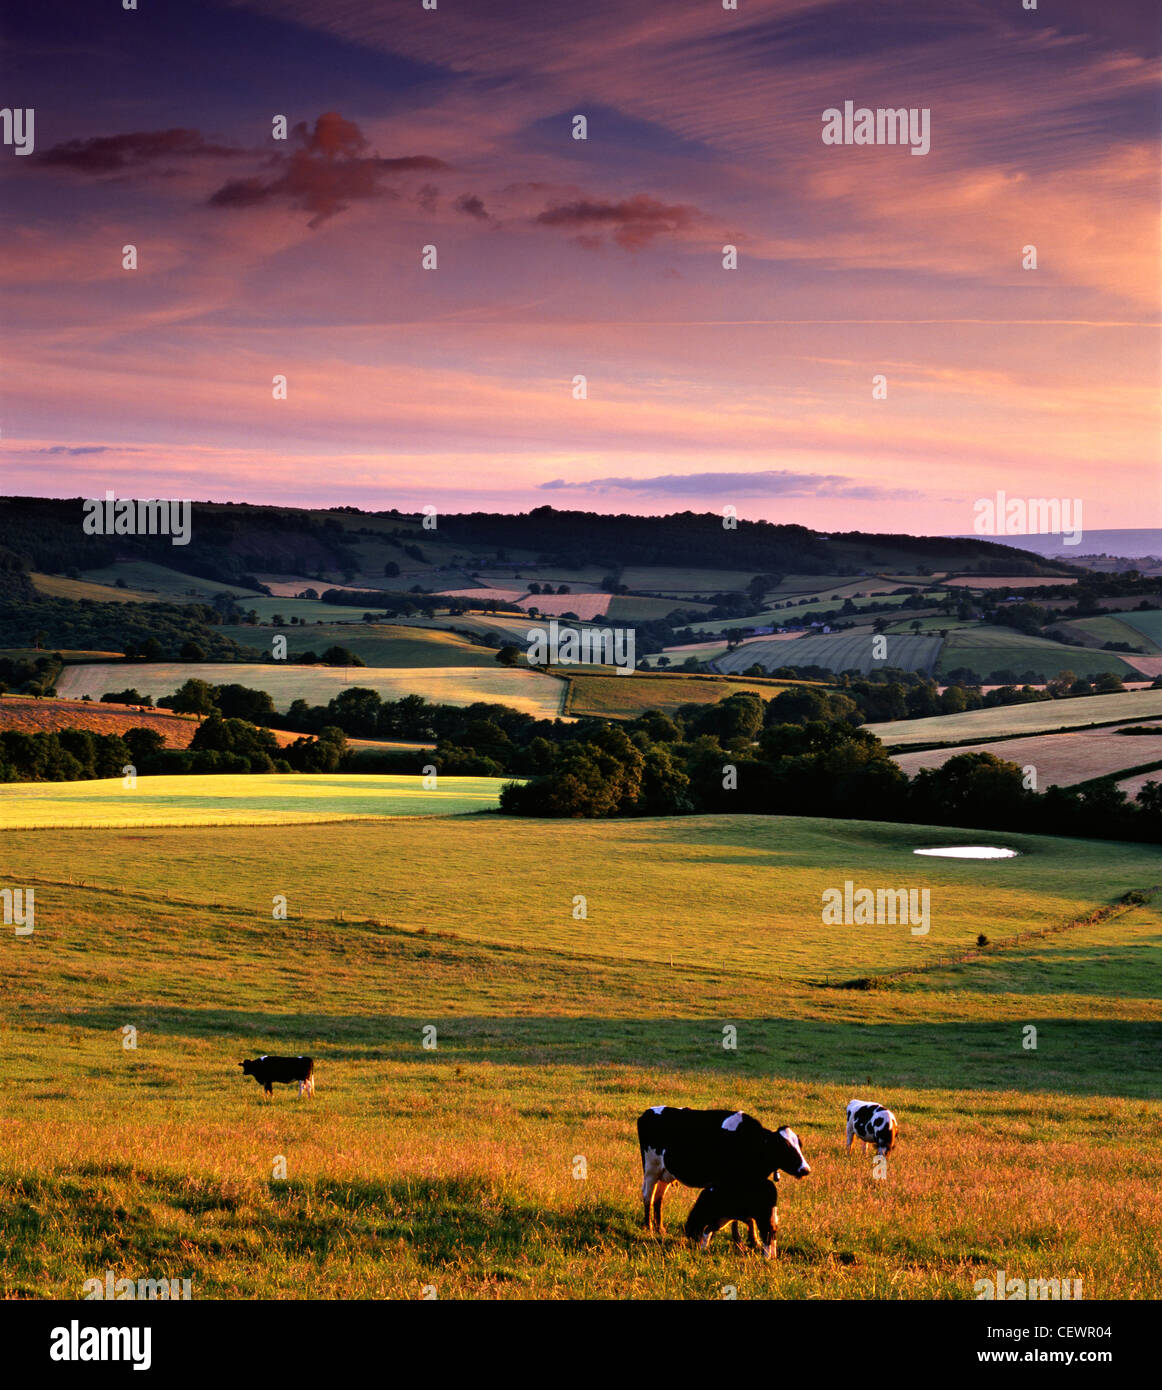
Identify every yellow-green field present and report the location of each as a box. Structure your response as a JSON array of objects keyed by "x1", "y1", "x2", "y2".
[
  {"x1": 0, "y1": 774, "x2": 510, "y2": 828},
  {"x1": 217, "y1": 623, "x2": 498, "y2": 668},
  {"x1": 54, "y1": 662, "x2": 568, "y2": 717},
  {"x1": 869, "y1": 689, "x2": 1162, "y2": 747},
  {"x1": 30, "y1": 573, "x2": 156, "y2": 604},
  {"x1": 1, "y1": 813, "x2": 1159, "y2": 1298},
  {"x1": 560, "y1": 669, "x2": 808, "y2": 717}
]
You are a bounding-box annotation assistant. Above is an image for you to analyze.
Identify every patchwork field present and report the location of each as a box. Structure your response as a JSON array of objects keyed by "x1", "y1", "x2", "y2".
[
  {"x1": 217, "y1": 624, "x2": 498, "y2": 669},
  {"x1": 521, "y1": 594, "x2": 614, "y2": 620},
  {"x1": 0, "y1": 695, "x2": 200, "y2": 748},
  {"x1": 891, "y1": 722, "x2": 1162, "y2": 790},
  {"x1": 560, "y1": 670, "x2": 803, "y2": 718},
  {"x1": 942, "y1": 576, "x2": 1078, "y2": 590},
  {"x1": 938, "y1": 626, "x2": 1137, "y2": 681},
  {"x1": 30, "y1": 573, "x2": 156, "y2": 605},
  {"x1": 714, "y1": 632, "x2": 942, "y2": 677},
  {"x1": 1, "y1": 814, "x2": 1158, "y2": 1298},
  {"x1": 868, "y1": 689, "x2": 1162, "y2": 748},
  {"x1": 0, "y1": 773, "x2": 510, "y2": 829},
  {"x1": 79, "y1": 562, "x2": 256, "y2": 601},
  {"x1": 1053, "y1": 615, "x2": 1161, "y2": 653},
  {"x1": 54, "y1": 662, "x2": 569, "y2": 718}
]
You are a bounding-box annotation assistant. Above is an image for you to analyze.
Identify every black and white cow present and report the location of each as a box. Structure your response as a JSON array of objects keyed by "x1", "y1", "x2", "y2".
[
  {"x1": 240, "y1": 1055, "x2": 315, "y2": 1098},
  {"x1": 845, "y1": 1099, "x2": 898, "y2": 1156},
  {"x1": 637, "y1": 1106, "x2": 810, "y2": 1233},
  {"x1": 685, "y1": 1178, "x2": 780, "y2": 1259}
]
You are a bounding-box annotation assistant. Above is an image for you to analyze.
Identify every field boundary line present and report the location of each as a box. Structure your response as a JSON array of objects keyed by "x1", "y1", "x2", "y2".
[
  {"x1": 823, "y1": 886, "x2": 1159, "y2": 990},
  {"x1": 0, "y1": 872, "x2": 803, "y2": 981}
]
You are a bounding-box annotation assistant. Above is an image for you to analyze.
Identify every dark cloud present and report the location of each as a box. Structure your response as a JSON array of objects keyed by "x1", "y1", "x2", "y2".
[
  {"x1": 37, "y1": 129, "x2": 242, "y2": 173},
  {"x1": 208, "y1": 111, "x2": 448, "y2": 227},
  {"x1": 33, "y1": 445, "x2": 111, "y2": 456},
  {"x1": 535, "y1": 193, "x2": 699, "y2": 250},
  {"x1": 540, "y1": 470, "x2": 911, "y2": 500},
  {"x1": 455, "y1": 193, "x2": 488, "y2": 220}
]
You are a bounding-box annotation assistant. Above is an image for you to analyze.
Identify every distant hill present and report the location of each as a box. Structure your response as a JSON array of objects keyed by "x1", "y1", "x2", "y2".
[
  {"x1": 0, "y1": 496, "x2": 1075, "y2": 593},
  {"x1": 951, "y1": 529, "x2": 1162, "y2": 563}
]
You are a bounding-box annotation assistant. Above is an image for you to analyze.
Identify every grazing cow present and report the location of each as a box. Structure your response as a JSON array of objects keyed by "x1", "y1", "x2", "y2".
[
  {"x1": 239, "y1": 1055, "x2": 315, "y2": 1098},
  {"x1": 845, "y1": 1099, "x2": 898, "y2": 1156},
  {"x1": 637, "y1": 1106, "x2": 810, "y2": 1233},
  {"x1": 686, "y1": 1178, "x2": 781, "y2": 1259}
]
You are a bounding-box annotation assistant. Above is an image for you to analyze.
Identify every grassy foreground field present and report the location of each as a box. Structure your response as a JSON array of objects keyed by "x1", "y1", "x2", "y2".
[
  {"x1": 1, "y1": 814, "x2": 1158, "y2": 1298},
  {"x1": 0, "y1": 774, "x2": 509, "y2": 828}
]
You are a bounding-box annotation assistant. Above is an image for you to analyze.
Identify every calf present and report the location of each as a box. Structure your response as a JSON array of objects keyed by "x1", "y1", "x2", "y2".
[
  {"x1": 637, "y1": 1106, "x2": 810, "y2": 1233},
  {"x1": 686, "y1": 1178, "x2": 780, "y2": 1259},
  {"x1": 845, "y1": 1098, "x2": 898, "y2": 1156},
  {"x1": 240, "y1": 1055, "x2": 315, "y2": 1099}
]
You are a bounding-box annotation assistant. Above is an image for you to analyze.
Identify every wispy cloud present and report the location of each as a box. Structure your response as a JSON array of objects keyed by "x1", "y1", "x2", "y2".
[
  {"x1": 37, "y1": 128, "x2": 243, "y2": 173},
  {"x1": 540, "y1": 470, "x2": 912, "y2": 499},
  {"x1": 535, "y1": 194, "x2": 701, "y2": 250}
]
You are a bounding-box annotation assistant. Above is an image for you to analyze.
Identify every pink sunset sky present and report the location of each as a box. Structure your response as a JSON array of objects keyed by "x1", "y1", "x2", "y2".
[{"x1": 2, "y1": 0, "x2": 1158, "y2": 534}]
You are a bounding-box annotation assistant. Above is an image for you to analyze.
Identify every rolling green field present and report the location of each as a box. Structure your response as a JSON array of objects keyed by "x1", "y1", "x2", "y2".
[
  {"x1": 79, "y1": 562, "x2": 256, "y2": 602},
  {"x1": 54, "y1": 662, "x2": 568, "y2": 718},
  {"x1": 1115, "y1": 610, "x2": 1162, "y2": 648},
  {"x1": 1071, "y1": 611, "x2": 1162, "y2": 658},
  {"x1": 938, "y1": 627, "x2": 1137, "y2": 681},
  {"x1": 30, "y1": 573, "x2": 156, "y2": 605},
  {"x1": 1053, "y1": 615, "x2": 1161, "y2": 654},
  {"x1": 869, "y1": 689, "x2": 1162, "y2": 748},
  {"x1": 217, "y1": 623, "x2": 498, "y2": 668},
  {"x1": 605, "y1": 594, "x2": 712, "y2": 621},
  {"x1": 1, "y1": 813, "x2": 1158, "y2": 1298},
  {"x1": 0, "y1": 774, "x2": 510, "y2": 828}
]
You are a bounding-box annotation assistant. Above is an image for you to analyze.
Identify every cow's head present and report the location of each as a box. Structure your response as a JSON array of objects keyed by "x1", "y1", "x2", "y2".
[
  {"x1": 873, "y1": 1111, "x2": 898, "y2": 1155},
  {"x1": 770, "y1": 1125, "x2": 811, "y2": 1178},
  {"x1": 239, "y1": 1060, "x2": 256, "y2": 1077}
]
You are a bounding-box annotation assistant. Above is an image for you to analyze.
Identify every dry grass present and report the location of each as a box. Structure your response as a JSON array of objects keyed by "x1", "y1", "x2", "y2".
[{"x1": 0, "y1": 695, "x2": 200, "y2": 747}]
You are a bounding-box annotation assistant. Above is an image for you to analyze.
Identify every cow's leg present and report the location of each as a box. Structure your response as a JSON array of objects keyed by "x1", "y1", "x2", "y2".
[
  {"x1": 731, "y1": 1221, "x2": 743, "y2": 1249},
  {"x1": 746, "y1": 1219, "x2": 758, "y2": 1251},
  {"x1": 651, "y1": 1179, "x2": 670, "y2": 1234},
  {"x1": 845, "y1": 1122, "x2": 855, "y2": 1152},
  {"x1": 641, "y1": 1149, "x2": 665, "y2": 1231}
]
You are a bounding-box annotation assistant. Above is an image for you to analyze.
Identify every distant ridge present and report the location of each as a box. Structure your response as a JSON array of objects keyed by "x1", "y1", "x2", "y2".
[{"x1": 950, "y1": 529, "x2": 1162, "y2": 562}]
